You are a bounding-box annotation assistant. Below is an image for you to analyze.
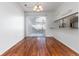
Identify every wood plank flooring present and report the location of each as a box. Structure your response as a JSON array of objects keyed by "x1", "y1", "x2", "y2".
[{"x1": 2, "y1": 37, "x2": 79, "y2": 56}]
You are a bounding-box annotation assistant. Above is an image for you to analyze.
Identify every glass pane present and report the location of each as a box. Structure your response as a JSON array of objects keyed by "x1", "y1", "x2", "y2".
[{"x1": 25, "y1": 16, "x2": 46, "y2": 37}]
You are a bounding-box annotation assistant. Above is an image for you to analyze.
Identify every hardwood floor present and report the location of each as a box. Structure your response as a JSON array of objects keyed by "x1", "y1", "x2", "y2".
[{"x1": 2, "y1": 37, "x2": 79, "y2": 56}]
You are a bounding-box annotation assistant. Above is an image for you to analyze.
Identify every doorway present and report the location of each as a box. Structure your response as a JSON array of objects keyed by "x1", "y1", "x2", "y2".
[{"x1": 25, "y1": 15, "x2": 46, "y2": 37}]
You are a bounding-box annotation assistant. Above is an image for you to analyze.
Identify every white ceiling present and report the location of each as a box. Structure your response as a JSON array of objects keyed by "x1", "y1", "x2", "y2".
[{"x1": 19, "y1": 2, "x2": 63, "y2": 12}]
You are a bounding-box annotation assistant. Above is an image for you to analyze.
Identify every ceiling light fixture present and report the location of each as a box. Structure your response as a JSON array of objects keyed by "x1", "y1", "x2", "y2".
[{"x1": 33, "y1": 4, "x2": 43, "y2": 12}]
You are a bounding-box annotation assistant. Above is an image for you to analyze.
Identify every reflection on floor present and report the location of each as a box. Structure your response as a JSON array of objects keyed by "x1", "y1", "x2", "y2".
[{"x1": 2, "y1": 37, "x2": 79, "y2": 56}]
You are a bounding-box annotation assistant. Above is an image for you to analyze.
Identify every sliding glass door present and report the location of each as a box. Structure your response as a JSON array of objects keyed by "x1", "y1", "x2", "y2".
[{"x1": 25, "y1": 15, "x2": 46, "y2": 37}]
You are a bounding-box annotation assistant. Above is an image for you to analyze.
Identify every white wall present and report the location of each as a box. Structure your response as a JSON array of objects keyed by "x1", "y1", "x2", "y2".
[
  {"x1": 50, "y1": 2, "x2": 79, "y2": 53},
  {"x1": 0, "y1": 2, "x2": 24, "y2": 55},
  {"x1": 78, "y1": 3, "x2": 79, "y2": 28}
]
